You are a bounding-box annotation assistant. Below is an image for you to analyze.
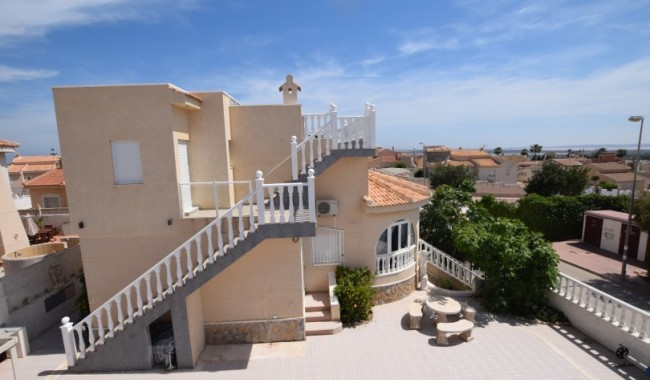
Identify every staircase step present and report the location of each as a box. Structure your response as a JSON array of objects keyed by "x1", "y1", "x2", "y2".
[
  {"x1": 305, "y1": 321, "x2": 342, "y2": 336},
  {"x1": 304, "y1": 292, "x2": 329, "y2": 312},
  {"x1": 306, "y1": 310, "x2": 331, "y2": 322}
]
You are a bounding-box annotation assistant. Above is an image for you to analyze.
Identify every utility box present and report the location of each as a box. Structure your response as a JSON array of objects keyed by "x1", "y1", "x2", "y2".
[{"x1": 582, "y1": 210, "x2": 648, "y2": 262}]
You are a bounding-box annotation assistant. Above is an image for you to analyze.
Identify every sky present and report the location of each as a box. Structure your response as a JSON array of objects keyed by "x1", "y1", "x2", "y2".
[{"x1": 1, "y1": 0, "x2": 649, "y2": 155}]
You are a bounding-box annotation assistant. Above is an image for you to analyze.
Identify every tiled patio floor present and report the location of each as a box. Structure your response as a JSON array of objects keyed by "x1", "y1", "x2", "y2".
[{"x1": 1, "y1": 288, "x2": 645, "y2": 379}]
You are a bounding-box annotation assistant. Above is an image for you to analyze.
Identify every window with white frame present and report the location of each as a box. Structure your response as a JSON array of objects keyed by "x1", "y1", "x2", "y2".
[
  {"x1": 312, "y1": 227, "x2": 344, "y2": 265},
  {"x1": 111, "y1": 141, "x2": 143, "y2": 185},
  {"x1": 375, "y1": 220, "x2": 415, "y2": 275},
  {"x1": 42, "y1": 194, "x2": 61, "y2": 208}
]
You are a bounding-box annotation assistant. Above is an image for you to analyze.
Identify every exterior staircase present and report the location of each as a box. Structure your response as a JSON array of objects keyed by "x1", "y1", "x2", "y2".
[
  {"x1": 305, "y1": 292, "x2": 342, "y2": 336},
  {"x1": 60, "y1": 103, "x2": 375, "y2": 372}
]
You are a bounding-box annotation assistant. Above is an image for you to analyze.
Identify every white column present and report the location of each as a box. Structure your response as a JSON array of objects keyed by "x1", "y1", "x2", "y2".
[
  {"x1": 256, "y1": 171, "x2": 265, "y2": 225},
  {"x1": 291, "y1": 136, "x2": 298, "y2": 181},
  {"x1": 60, "y1": 317, "x2": 77, "y2": 367},
  {"x1": 308, "y1": 169, "x2": 316, "y2": 223}
]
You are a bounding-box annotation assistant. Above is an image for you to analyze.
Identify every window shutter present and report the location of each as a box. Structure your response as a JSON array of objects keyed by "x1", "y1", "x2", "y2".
[{"x1": 112, "y1": 141, "x2": 143, "y2": 185}]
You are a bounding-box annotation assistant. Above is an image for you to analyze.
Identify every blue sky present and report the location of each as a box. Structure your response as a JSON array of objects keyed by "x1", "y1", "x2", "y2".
[{"x1": 1, "y1": 0, "x2": 649, "y2": 155}]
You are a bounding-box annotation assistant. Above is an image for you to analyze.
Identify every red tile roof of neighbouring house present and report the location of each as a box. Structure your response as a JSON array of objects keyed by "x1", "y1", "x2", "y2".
[
  {"x1": 11, "y1": 155, "x2": 60, "y2": 164},
  {"x1": 364, "y1": 170, "x2": 431, "y2": 208},
  {"x1": 8, "y1": 163, "x2": 58, "y2": 173},
  {"x1": 0, "y1": 139, "x2": 19, "y2": 148},
  {"x1": 24, "y1": 169, "x2": 65, "y2": 188}
]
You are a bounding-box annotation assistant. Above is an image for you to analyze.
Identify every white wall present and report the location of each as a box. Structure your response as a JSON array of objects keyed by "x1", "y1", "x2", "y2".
[{"x1": 600, "y1": 218, "x2": 619, "y2": 253}]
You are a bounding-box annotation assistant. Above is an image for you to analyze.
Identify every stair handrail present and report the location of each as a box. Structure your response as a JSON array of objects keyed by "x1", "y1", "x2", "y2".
[
  {"x1": 418, "y1": 239, "x2": 483, "y2": 289},
  {"x1": 61, "y1": 169, "x2": 316, "y2": 367}
]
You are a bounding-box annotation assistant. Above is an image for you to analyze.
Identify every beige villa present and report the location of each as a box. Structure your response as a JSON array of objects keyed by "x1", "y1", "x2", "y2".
[{"x1": 53, "y1": 75, "x2": 431, "y2": 371}]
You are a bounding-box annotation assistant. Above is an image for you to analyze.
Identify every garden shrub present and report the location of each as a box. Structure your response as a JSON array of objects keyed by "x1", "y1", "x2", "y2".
[{"x1": 334, "y1": 266, "x2": 375, "y2": 326}]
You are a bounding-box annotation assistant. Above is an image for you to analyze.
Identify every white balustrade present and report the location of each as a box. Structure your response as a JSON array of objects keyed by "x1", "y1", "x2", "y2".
[
  {"x1": 376, "y1": 246, "x2": 416, "y2": 275},
  {"x1": 61, "y1": 167, "x2": 317, "y2": 364},
  {"x1": 293, "y1": 103, "x2": 375, "y2": 180},
  {"x1": 553, "y1": 273, "x2": 649, "y2": 340},
  {"x1": 418, "y1": 239, "x2": 484, "y2": 288},
  {"x1": 177, "y1": 180, "x2": 252, "y2": 217}
]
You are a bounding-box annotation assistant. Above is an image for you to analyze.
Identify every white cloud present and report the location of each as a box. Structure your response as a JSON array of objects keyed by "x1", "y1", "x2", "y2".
[
  {"x1": 0, "y1": 0, "x2": 198, "y2": 45},
  {"x1": 397, "y1": 28, "x2": 458, "y2": 56},
  {"x1": 0, "y1": 65, "x2": 58, "y2": 82}
]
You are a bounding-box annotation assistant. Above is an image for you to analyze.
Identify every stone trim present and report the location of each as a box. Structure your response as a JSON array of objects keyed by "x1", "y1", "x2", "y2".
[
  {"x1": 372, "y1": 275, "x2": 415, "y2": 305},
  {"x1": 204, "y1": 317, "x2": 305, "y2": 345}
]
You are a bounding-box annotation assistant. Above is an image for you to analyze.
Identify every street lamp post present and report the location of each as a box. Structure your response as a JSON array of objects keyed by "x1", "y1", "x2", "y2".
[{"x1": 622, "y1": 115, "x2": 644, "y2": 279}]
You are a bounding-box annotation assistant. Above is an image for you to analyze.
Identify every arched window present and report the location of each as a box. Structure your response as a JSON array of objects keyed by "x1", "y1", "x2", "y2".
[{"x1": 375, "y1": 220, "x2": 415, "y2": 275}]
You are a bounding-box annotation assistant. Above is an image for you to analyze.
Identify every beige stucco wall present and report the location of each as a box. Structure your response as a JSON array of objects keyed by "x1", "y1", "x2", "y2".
[
  {"x1": 0, "y1": 166, "x2": 30, "y2": 256},
  {"x1": 27, "y1": 187, "x2": 68, "y2": 208},
  {"x1": 200, "y1": 238, "x2": 304, "y2": 322},
  {"x1": 229, "y1": 105, "x2": 302, "y2": 196},
  {"x1": 53, "y1": 85, "x2": 217, "y2": 310},
  {"x1": 186, "y1": 288, "x2": 205, "y2": 366},
  {"x1": 304, "y1": 157, "x2": 420, "y2": 292}
]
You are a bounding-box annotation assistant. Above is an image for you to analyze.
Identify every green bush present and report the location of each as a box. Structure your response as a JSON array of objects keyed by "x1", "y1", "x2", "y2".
[
  {"x1": 516, "y1": 194, "x2": 628, "y2": 241},
  {"x1": 334, "y1": 266, "x2": 375, "y2": 326}
]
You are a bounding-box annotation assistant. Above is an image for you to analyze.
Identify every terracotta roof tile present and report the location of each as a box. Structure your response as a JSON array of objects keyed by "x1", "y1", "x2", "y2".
[
  {"x1": 7, "y1": 163, "x2": 58, "y2": 173},
  {"x1": 450, "y1": 150, "x2": 490, "y2": 159},
  {"x1": 364, "y1": 170, "x2": 431, "y2": 208},
  {"x1": 471, "y1": 158, "x2": 500, "y2": 168},
  {"x1": 24, "y1": 169, "x2": 65, "y2": 187},
  {"x1": 12, "y1": 155, "x2": 60, "y2": 164},
  {"x1": 0, "y1": 139, "x2": 19, "y2": 148}
]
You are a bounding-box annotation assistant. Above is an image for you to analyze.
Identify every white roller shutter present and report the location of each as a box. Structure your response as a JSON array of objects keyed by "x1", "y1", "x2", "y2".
[{"x1": 111, "y1": 141, "x2": 143, "y2": 185}]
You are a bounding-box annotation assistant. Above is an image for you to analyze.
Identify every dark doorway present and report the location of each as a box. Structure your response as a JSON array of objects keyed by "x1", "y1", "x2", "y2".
[
  {"x1": 583, "y1": 216, "x2": 603, "y2": 247},
  {"x1": 618, "y1": 223, "x2": 641, "y2": 259}
]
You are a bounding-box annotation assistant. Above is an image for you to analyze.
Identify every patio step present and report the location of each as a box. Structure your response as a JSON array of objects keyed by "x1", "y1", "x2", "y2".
[
  {"x1": 306, "y1": 310, "x2": 331, "y2": 322},
  {"x1": 305, "y1": 321, "x2": 342, "y2": 336},
  {"x1": 304, "y1": 292, "x2": 329, "y2": 312}
]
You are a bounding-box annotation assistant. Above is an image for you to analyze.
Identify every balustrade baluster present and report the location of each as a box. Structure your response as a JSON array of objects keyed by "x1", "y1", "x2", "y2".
[
  {"x1": 184, "y1": 243, "x2": 194, "y2": 279},
  {"x1": 87, "y1": 321, "x2": 96, "y2": 352},
  {"x1": 248, "y1": 194, "x2": 255, "y2": 233},
  {"x1": 639, "y1": 317, "x2": 648, "y2": 339},
  {"x1": 126, "y1": 291, "x2": 134, "y2": 323},
  {"x1": 145, "y1": 272, "x2": 153, "y2": 308},
  {"x1": 300, "y1": 145, "x2": 307, "y2": 175},
  {"x1": 308, "y1": 138, "x2": 315, "y2": 168},
  {"x1": 175, "y1": 252, "x2": 183, "y2": 287},
  {"x1": 278, "y1": 187, "x2": 286, "y2": 223},
  {"x1": 227, "y1": 214, "x2": 235, "y2": 248},
  {"x1": 206, "y1": 226, "x2": 215, "y2": 264},
  {"x1": 135, "y1": 281, "x2": 144, "y2": 316},
  {"x1": 629, "y1": 312, "x2": 639, "y2": 335},
  {"x1": 238, "y1": 204, "x2": 245, "y2": 240},
  {"x1": 154, "y1": 267, "x2": 163, "y2": 302},
  {"x1": 288, "y1": 187, "x2": 295, "y2": 223},
  {"x1": 217, "y1": 223, "x2": 225, "y2": 256},
  {"x1": 165, "y1": 258, "x2": 174, "y2": 293},
  {"x1": 297, "y1": 186, "x2": 304, "y2": 222},
  {"x1": 106, "y1": 305, "x2": 114, "y2": 338},
  {"x1": 268, "y1": 187, "x2": 276, "y2": 223},
  {"x1": 195, "y1": 235, "x2": 204, "y2": 272},
  {"x1": 116, "y1": 295, "x2": 125, "y2": 330},
  {"x1": 96, "y1": 313, "x2": 104, "y2": 345},
  {"x1": 76, "y1": 327, "x2": 86, "y2": 358}
]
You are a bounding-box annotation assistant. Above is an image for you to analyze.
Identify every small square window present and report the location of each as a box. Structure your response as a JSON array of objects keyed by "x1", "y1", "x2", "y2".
[{"x1": 111, "y1": 141, "x2": 143, "y2": 185}]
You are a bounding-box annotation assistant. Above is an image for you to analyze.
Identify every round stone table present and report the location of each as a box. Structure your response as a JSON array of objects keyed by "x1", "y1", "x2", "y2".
[{"x1": 425, "y1": 296, "x2": 461, "y2": 323}]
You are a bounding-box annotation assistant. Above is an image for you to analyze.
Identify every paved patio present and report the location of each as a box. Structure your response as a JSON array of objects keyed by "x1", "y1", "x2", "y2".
[{"x1": 1, "y1": 287, "x2": 646, "y2": 379}]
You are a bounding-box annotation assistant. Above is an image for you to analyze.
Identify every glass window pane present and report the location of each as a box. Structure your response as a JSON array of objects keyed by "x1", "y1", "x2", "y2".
[
  {"x1": 391, "y1": 225, "x2": 399, "y2": 252},
  {"x1": 376, "y1": 230, "x2": 388, "y2": 255}
]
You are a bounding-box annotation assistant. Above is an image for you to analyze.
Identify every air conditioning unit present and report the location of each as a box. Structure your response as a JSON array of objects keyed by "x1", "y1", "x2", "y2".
[{"x1": 316, "y1": 200, "x2": 338, "y2": 216}]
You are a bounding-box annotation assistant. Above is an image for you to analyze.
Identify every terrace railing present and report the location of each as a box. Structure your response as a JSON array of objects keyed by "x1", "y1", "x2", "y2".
[
  {"x1": 418, "y1": 239, "x2": 484, "y2": 289},
  {"x1": 376, "y1": 246, "x2": 416, "y2": 275}
]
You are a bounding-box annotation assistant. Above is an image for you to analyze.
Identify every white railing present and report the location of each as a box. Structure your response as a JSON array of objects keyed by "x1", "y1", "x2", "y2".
[
  {"x1": 61, "y1": 169, "x2": 316, "y2": 367},
  {"x1": 292, "y1": 103, "x2": 376, "y2": 180},
  {"x1": 313, "y1": 227, "x2": 344, "y2": 265},
  {"x1": 376, "y1": 245, "x2": 416, "y2": 275},
  {"x1": 584, "y1": 187, "x2": 633, "y2": 197},
  {"x1": 18, "y1": 207, "x2": 69, "y2": 216},
  {"x1": 418, "y1": 239, "x2": 483, "y2": 288},
  {"x1": 178, "y1": 180, "x2": 252, "y2": 217},
  {"x1": 553, "y1": 273, "x2": 649, "y2": 340}
]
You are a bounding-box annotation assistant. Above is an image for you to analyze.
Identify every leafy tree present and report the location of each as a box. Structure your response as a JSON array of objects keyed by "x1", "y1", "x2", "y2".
[
  {"x1": 530, "y1": 144, "x2": 543, "y2": 153},
  {"x1": 520, "y1": 148, "x2": 529, "y2": 156},
  {"x1": 394, "y1": 162, "x2": 406, "y2": 168},
  {"x1": 454, "y1": 218, "x2": 559, "y2": 317},
  {"x1": 428, "y1": 163, "x2": 475, "y2": 189},
  {"x1": 493, "y1": 147, "x2": 503, "y2": 156},
  {"x1": 616, "y1": 148, "x2": 628, "y2": 158},
  {"x1": 567, "y1": 149, "x2": 573, "y2": 157},
  {"x1": 420, "y1": 181, "x2": 476, "y2": 257},
  {"x1": 478, "y1": 194, "x2": 517, "y2": 219},
  {"x1": 525, "y1": 161, "x2": 589, "y2": 196},
  {"x1": 633, "y1": 192, "x2": 650, "y2": 232},
  {"x1": 600, "y1": 182, "x2": 618, "y2": 190},
  {"x1": 414, "y1": 168, "x2": 424, "y2": 178},
  {"x1": 593, "y1": 147, "x2": 607, "y2": 158}
]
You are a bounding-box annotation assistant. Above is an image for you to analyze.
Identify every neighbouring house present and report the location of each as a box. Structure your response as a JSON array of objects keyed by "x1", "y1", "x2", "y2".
[
  {"x1": 53, "y1": 76, "x2": 432, "y2": 372},
  {"x1": 369, "y1": 147, "x2": 402, "y2": 169},
  {"x1": 587, "y1": 162, "x2": 646, "y2": 191},
  {"x1": 8, "y1": 155, "x2": 61, "y2": 197},
  {"x1": 582, "y1": 210, "x2": 648, "y2": 262},
  {"x1": 448, "y1": 149, "x2": 517, "y2": 184},
  {"x1": 20, "y1": 168, "x2": 71, "y2": 231},
  {"x1": 0, "y1": 149, "x2": 30, "y2": 257}
]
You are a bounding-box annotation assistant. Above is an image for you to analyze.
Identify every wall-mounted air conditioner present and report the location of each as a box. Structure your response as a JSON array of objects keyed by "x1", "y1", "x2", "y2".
[{"x1": 316, "y1": 200, "x2": 338, "y2": 216}]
